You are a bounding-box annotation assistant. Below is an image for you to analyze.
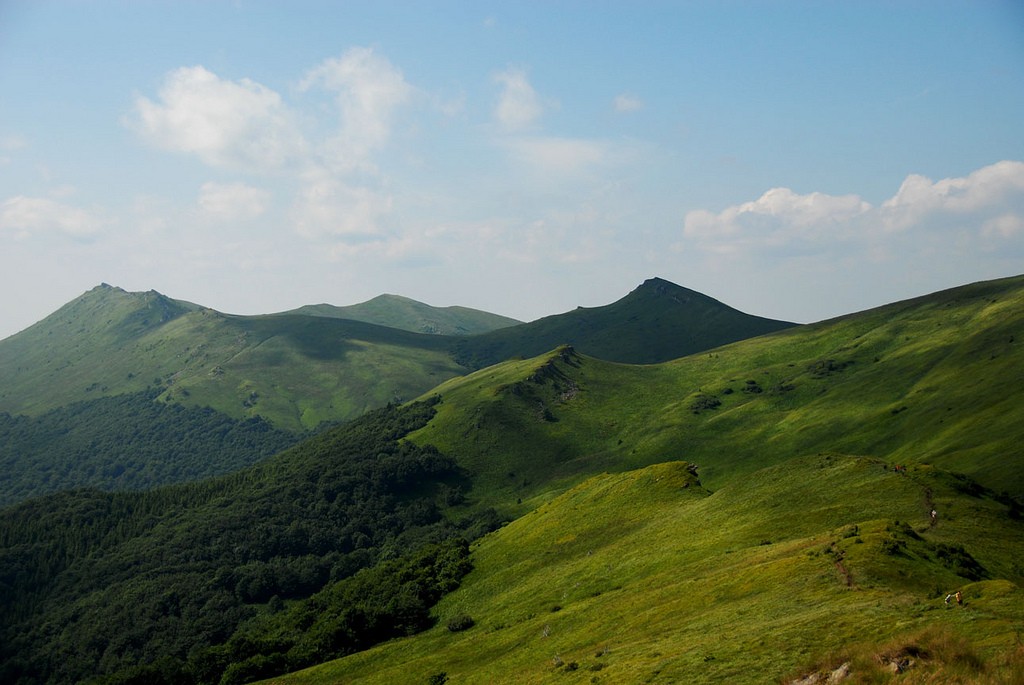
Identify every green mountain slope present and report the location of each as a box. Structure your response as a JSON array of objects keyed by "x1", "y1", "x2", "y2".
[
  {"x1": 260, "y1": 274, "x2": 1024, "y2": 684},
  {"x1": 1, "y1": 275, "x2": 1022, "y2": 684},
  {"x1": 285, "y1": 293, "x2": 522, "y2": 335},
  {"x1": 409, "y1": 275, "x2": 1024, "y2": 506},
  {"x1": 0, "y1": 278, "x2": 785, "y2": 435},
  {"x1": 450, "y1": 277, "x2": 796, "y2": 368},
  {"x1": 0, "y1": 284, "x2": 470, "y2": 431},
  {"x1": 268, "y1": 455, "x2": 1024, "y2": 684},
  {"x1": 0, "y1": 277, "x2": 797, "y2": 503}
]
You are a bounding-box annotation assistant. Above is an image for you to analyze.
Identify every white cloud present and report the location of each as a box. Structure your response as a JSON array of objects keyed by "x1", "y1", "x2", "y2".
[
  {"x1": 683, "y1": 187, "x2": 871, "y2": 252},
  {"x1": 613, "y1": 93, "x2": 644, "y2": 112},
  {"x1": 676, "y1": 161, "x2": 1024, "y2": 321},
  {"x1": 128, "y1": 66, "x2": 306, "y2": 170},
  {"x1": 683, "y1": 161, "x2": 1024, "y2": 255},
  {"x1": 197, "y1": 182, "x2": 271, "y2": 221},
  {"x1": 299, "y1": 47, "x2": 412, "y2": 171},
  {"x1": 880, "y1": 160, "x2": 1024, "y2": 231},
  {"x1": 501, "y1": 136, "x2": 608, "y2": 176},
  {"x1": 982, "y1": 213, "x2": 1024, "y2": 239},
  {"x1": 0, "y1": 196, "x2": 105, "y2": 240},
  {"x1": 291, "y1": 170, "x2": 392, "y2": 240},
  {"x1": 493, "y1": 67, "x2": 543, "y2": 132}
]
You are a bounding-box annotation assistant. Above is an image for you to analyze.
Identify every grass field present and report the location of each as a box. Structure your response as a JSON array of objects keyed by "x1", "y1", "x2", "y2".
[
  {"x1": 258, "y1": 276, "x2": 1024, "y2": 683},
  {"x1": 261, "y1": 455, "x2": 1024, "y2": 684}
]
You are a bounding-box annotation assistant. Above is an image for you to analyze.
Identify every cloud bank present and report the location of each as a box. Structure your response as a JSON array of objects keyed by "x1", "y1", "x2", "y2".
[{"x1": 682, "y1": 161, "x2": 1024, "y2": 258}]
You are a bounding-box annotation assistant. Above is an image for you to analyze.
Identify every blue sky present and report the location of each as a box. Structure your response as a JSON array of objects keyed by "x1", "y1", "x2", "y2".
[{"x1": 1, "y1": 1, "x2": 1022, "y2": 339}]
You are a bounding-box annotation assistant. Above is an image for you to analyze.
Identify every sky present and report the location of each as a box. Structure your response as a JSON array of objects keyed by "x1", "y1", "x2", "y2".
[{"x1": 1, "y1": 1, "x2": 1023, "y2": 340}]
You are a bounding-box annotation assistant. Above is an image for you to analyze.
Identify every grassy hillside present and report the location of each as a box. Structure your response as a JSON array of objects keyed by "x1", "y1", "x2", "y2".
[
  {"x1": 410, "y1": 275, "x2": 1024, "y2": 507},
  {"x1": 450, "y1": 277, "x2": 795, "y2": 368},
  {"x1": 285, "y1": 293, "x2": 522, "y2": 335},
  {"x1": 258, "y1": 274, "x2": 1024, "y2": 684},
  {"x1": 264, "y1": 455, "x2": 1024, "y2": 684},
  {"x1": 1, "y1": 275, "x2": 1021, "y2": 684},
  {"x1": 0, "y1": 278, "x2": 786, "y2": 434},
  {"x1": 0, "y1": 285, "x2": 469, "y2": 431}
]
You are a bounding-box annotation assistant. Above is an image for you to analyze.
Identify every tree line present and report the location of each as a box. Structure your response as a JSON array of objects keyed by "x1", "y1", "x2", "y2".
[
  {"x1": 0, "y1": 389, "x2": 301, "y2": 507},
  {"x1": 0, "y1": 399, "x2": 499, "y2": 684}
]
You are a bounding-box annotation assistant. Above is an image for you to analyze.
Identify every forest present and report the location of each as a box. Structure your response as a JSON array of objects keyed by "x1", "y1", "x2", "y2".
[
  {"x1": 0, "y1": 389, "x2": 300, "y2": 506},
  {"x1": 0, "y1": 399, "x2": 497, "y2": 684}
]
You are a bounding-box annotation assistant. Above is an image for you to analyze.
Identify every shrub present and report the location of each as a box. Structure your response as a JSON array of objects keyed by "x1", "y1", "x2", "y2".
[
  {"x1": 446, "y1": 614, "x2": 475, "y2": 632},
  {"x1": 689, "y1": 394, "x2": 721, "y2": 413}
]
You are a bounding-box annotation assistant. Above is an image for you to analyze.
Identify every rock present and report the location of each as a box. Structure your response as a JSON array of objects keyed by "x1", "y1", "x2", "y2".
[
  {"x1": 789, "y1": 674, "x2": 821, "y2": 685},
  {"x1": 827, "y1": 661, "x2": 850, "y2": 682}
]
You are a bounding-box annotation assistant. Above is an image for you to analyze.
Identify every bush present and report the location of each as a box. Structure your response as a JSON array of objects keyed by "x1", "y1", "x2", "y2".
[{"x1": 446, "y1": 614, "x2": 475, "y2": 632}]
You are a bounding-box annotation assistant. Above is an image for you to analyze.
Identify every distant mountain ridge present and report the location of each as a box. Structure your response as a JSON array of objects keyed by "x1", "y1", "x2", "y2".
[
  {"x1": 0, "y1": 277, "x2": 797, "y2": 503},
  {"x1": 451, "y1": 277, "x2": 795, "y2": 367},
  {"x1": 283, "y1": 293, "x2": 522, "y2": 335},
  {"x1": 0, "y1": 278, "x2": 792, "y2": 431}
]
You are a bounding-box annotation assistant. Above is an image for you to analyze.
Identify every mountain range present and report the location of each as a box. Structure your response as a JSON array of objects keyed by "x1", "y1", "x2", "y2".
[{"x1": 0, "y1": 274, "x2": 1022, "y2": 684}]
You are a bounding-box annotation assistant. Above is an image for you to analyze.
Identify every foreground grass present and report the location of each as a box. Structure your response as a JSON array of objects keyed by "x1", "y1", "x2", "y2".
[{"x1": 261, "y1": 454, "x2": 1024, "y2": 684}]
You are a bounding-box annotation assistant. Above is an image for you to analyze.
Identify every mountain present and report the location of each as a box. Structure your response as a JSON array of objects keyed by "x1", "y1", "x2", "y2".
[
  {"x1": 0, "y1": 279, "x2": 790, "y2": 432},
  {"x1": 450, "y1": 277, "x2": 796, "y2": 368},
  {"x1": 266, "y1": 275, "x2": 1024, "y2": 682},
  {"x1": 0, "y1": 284, "x2": 469, "y2": 431},
  {"x1": 0, "y1": 278, "x2": 795, "y2": 506},
  {"x1": 283, "y1": 293, "x2": 522, "y2": 335},
  {"x1": 0, "y1": 401, "x2": 491, "y2": 685},
  {"x1": 0, "y1": 390, "x2": 300, "y2": 507},
  {"x1": 410, "y1": 275, "x2": 1024, "y2": 505},
  {"x1": 1, "y1": 274, "x2": 1021, "y2": 684}
]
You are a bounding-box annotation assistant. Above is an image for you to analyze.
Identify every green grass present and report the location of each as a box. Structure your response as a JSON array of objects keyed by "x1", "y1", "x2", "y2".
[
  {"x1": 259, "y1": 455, "x2": 1024, "y2": 684},
  {"x1": 409, "y1": 275, "x2": 1024, "y2": 509},
  {"x1": 0, "y1": 277, "x2": 794, "y2": 433},
  {"x1": 0, "y1": 287, "x2": 469, "y2": 431},
  {"x1": 244, "y1": 274, "x2": 1024, "y2": 683}
]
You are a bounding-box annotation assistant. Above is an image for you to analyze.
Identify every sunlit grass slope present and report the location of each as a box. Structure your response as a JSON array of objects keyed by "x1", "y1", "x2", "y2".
[
  {"x1": 410, "y1": 275, "x2": 1024, "y2": 508},
  {"x1": 263, "y1": 455, "x2": 1024, "y2": 684}
]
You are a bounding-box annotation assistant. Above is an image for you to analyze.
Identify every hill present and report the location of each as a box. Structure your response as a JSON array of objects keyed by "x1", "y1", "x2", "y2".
[
  {"x1": 0, "y1": 279, "x2": 787, "y2": 434},
  {"x1": 409, "y1": 275, "x2": 1024, "y2": 506},
  {"x1": 0, "y1": 274, "x2": 1021, "y2": 684},
  {"x1": 0, "y1": 278, "x2": 795, "y2": 504},
  {"x1": 265, "y1": 456, "x2": 1024, "y2": 684},
  {"x1": 0, "y1": 401, "x2": 498, "y2": 685},
  {"x1": 260, "y1": 274, "x2": 1024, "y2": 684},
  {"x1": 283, "y1": 293, "x2": 522, "y2": 335},
  {"x1": 0, "y1": 284, "x2": 469, "y2": 431},
  {"x1": 0, "y1": 389, "x2": 300, "y2": 507},
  {"x1": 450, "y1": 277, "x2": 796, "y2": 368}
]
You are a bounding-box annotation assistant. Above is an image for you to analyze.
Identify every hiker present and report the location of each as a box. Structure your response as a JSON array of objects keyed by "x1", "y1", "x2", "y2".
[
  {"x1": 931, "y1": 509, "x2": 938, "y2": 523},
  {"x1": 944, "y1": 593, "x2": 953, "y2": 605},
  {"x1": 955, "y1": 590, "x2": 963, "y2": 606}
]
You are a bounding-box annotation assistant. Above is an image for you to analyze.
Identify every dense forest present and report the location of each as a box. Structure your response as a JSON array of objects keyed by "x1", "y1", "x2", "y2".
[
  {"x1": 0, "y1": 399, "x2": 499, "y2": 684},
  {"x1": 0, "y1": 390, "x2": 301, "y2": 507}
]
